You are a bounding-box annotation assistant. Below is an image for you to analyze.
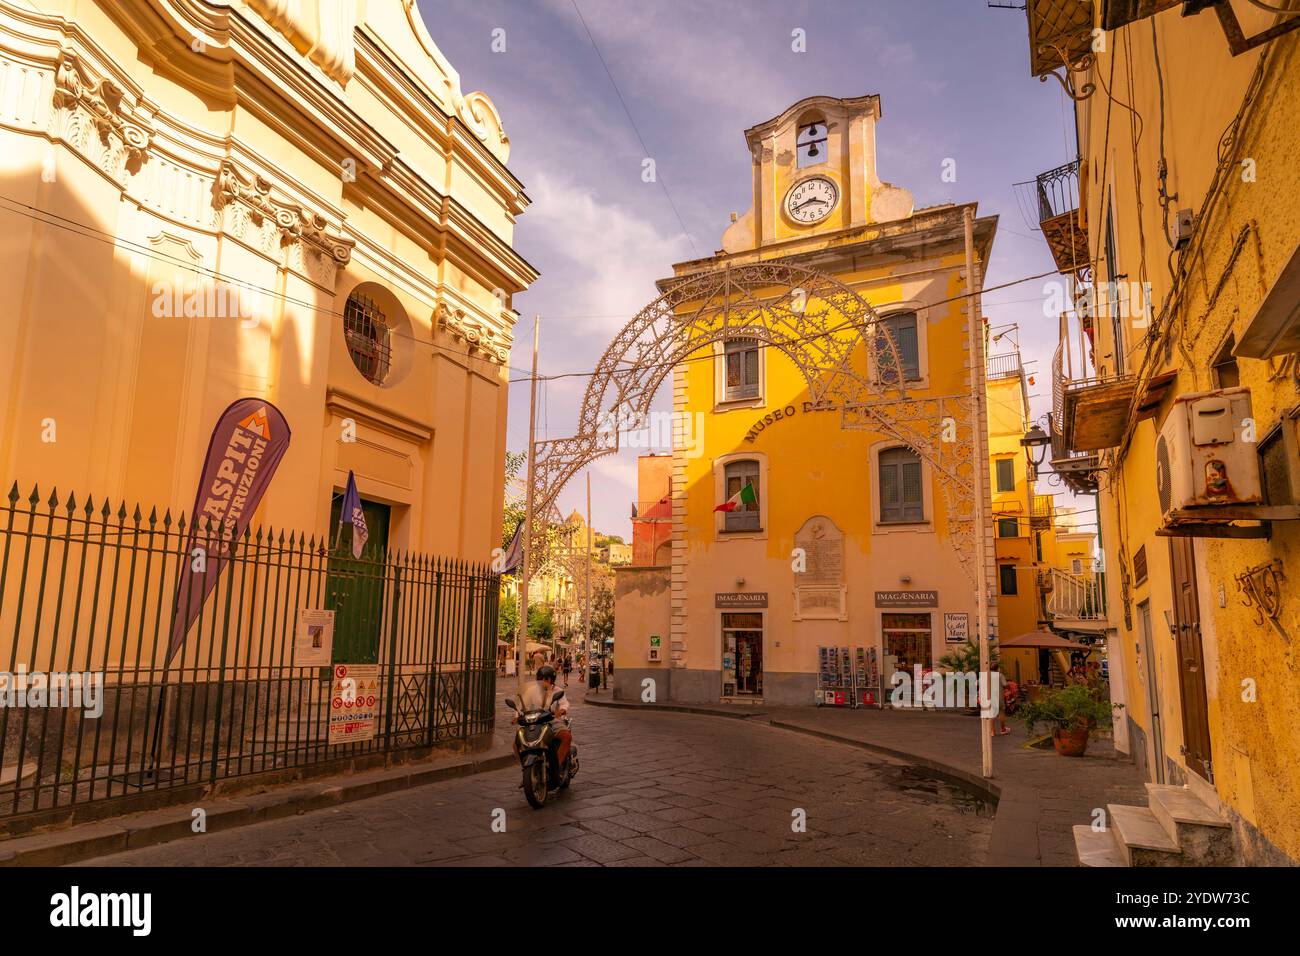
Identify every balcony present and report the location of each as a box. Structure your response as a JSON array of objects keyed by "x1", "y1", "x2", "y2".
[
  {"x1": 1031, "y1": 494, "x2": 1054, "y2": 531},
  {"x1": 1026, "y1": 0, "x2": 1096, "y2": 78},
  {"x1": 987, "y1": 351, "x2": 1023, "y2": 382},
  {"x1": 1035, "y1": 160, "x2": 1090, "y2": 277},
  {"x1": 1047, "y1": 343, "x2": 1103, "y2": 493},
  {"x1": 1044, "y1": 566, "x2": 1108, "y2": 635}
]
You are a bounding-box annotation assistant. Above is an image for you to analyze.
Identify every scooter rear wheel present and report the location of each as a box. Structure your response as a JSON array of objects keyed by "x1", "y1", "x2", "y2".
[{"x1": 523, "y1": 763, "x2": 547, "y2": 809}]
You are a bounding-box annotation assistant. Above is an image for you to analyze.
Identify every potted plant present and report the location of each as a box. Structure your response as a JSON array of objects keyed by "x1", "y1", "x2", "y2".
[{"x1": 1016, "y1": 683, "x2": 1121, "y2": 756}]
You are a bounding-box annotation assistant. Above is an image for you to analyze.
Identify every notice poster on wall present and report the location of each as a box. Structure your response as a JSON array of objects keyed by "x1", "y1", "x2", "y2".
[
  {"x1": 294, "y1": 609, "x2": 335, "y2": 667},
  {"x1": 328, "y1": 663, "x2": 380, "y2": 745}
]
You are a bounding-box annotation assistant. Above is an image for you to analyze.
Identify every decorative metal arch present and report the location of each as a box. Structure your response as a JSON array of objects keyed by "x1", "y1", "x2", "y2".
[{"x1": 528, "y1": 262, "x2": 982, "y2": 577}]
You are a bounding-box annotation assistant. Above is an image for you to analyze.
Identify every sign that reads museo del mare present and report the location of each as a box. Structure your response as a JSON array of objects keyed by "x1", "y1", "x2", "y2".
[
  {"x1": 874, "y1": 589, "x2": 939, "y2": 608},
  {"x1": 716, "y1": 592, "x2": 768, "y2": 608}
]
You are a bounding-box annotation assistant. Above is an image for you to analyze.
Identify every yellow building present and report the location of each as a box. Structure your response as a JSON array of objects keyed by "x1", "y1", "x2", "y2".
[
  {"x1": 986, "y1": 332, "x2": 1104, "y2": 685},
  {"x1": 612, "y1": 94, "x2": 998, "y2": 706},
  {"x1": 1022, "y1": 0, "x2": 1300, "y2": 863},
  {"x1": 0, "y1": 0, "x2": 535, "y2": 562}
]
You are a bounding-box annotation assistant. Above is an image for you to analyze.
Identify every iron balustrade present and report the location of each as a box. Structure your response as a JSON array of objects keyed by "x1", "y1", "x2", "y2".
[
  {"x1": 0, "y1": 482, "x2": 498, "y2": 823},
  {"x1": 1035, "y1": 160, "x2": 1081, "y2": 223}
]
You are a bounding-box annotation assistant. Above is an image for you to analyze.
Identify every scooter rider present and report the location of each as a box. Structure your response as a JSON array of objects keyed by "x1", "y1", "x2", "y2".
[{"x1": 513, "y1": 665, "x2": 572, "y2": 766}]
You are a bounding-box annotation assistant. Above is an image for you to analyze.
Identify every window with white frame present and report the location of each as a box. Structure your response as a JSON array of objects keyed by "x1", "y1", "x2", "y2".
[
  {"x1": 723, "y1": 338, "x2": 760, "y2": 401},
  {"x1": 722, "y1": 459, "x2": 761, "y2": 532}
]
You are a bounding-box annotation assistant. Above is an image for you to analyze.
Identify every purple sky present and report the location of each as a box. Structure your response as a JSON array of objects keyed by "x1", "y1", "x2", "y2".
[{"x1": 425, "y1": 0, "x2": 1089, "y2": 539}]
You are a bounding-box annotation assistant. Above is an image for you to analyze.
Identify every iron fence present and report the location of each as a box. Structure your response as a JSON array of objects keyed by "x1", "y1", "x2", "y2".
[{"x1": 0, "y1": 481, "x2": 499, "y2": 823}]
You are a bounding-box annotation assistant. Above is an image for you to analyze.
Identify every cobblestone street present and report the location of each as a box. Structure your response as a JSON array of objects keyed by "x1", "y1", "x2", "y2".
[{"x1": 86, "y1": 685, "x2": 993, "y2": 867}]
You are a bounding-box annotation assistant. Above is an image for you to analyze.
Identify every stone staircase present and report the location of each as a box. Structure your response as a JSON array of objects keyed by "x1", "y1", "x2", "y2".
[{"x1": 1073, "y1": 783, "x2": 1235, "y2": 866}]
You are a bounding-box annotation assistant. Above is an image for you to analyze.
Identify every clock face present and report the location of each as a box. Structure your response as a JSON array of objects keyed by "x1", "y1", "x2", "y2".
[{"x1": 785, "y1": 176, "x2": 838, "y2": 224}]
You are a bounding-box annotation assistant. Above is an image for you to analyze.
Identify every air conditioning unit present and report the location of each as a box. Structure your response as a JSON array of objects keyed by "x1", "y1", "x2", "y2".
[{"x1": 1155, "y1": 387, "x2": 1261, "y2": 525}]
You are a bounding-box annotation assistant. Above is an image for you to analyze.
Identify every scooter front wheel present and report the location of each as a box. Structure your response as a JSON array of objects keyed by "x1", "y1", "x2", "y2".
[{"x1": 523, "y1": 762, "x2": 547, "y2": 809}]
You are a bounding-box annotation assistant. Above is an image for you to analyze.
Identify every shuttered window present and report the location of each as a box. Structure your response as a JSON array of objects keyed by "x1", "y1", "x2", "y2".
[
  {"x1": 723, "y1": 339, "x2": 760, "y2": 401},
  {"x1": 880, "y1": 313, "x2": 921, "y2": 382},
  {"x1": 999, "y1": 564, "x2": 1019, "y2": 595},
  {"x1": 995, "y1": 458, "x2": 1016, "y2": 492},
  {"x1": 723, "y1": 460, "x2": 760, "y2": 532},
  {"x1": 879, "y1": 447, "x2": 924, "y2": 523}
]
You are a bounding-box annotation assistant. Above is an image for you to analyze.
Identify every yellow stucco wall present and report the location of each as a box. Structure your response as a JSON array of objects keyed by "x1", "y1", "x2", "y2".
[{"x1": 1075, "y1": 7, "x2": 1299, "y2": 861}]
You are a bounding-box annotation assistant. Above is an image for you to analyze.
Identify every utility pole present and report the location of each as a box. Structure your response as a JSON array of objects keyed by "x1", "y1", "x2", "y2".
[
  {"x1": 516, "y1": 315, "x2": 540, "y2": 705},
  {"x1": 583, "y1": 472, "x2": 593, "y2": 692},
  {"x1": 964, "y1": 207, "x2": 994, "y2": 779}
]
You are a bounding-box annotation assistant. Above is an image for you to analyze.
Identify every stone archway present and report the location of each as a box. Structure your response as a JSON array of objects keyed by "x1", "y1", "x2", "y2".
[{"x1": 528, "y1": 261, "x2": 981, "y2": 576}]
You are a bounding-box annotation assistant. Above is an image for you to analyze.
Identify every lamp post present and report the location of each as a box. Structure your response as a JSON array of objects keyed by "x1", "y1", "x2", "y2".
[{"x1": 1021, "y1": 421, "x2": 1052, "y2": 622}]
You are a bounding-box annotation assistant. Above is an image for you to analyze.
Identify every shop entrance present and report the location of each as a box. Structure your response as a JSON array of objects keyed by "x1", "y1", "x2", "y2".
[
  {"x1": 721, "y1": 613, "x2": 763, "y2": 697},
  {"x1": 882, "y1": 613, "x2": 932, "y2": 705}
]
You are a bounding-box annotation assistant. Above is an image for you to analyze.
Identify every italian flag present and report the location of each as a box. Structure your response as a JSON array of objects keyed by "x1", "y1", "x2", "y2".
[{"x1": 715, "y1": 482, "x2": 757, "y2": 512}]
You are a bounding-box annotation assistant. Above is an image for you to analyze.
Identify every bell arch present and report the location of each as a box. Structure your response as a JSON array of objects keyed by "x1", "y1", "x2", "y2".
[{"x1": 528, "y1": 261, "x2": 981, "y2": 577}]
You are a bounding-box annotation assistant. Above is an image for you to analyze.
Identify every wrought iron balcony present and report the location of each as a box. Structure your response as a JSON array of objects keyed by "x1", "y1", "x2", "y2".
[
  {"x1": 986, "y1": 351, "x2": 1023, "y2": 381},
  {"x1": 1048, "y1": 342, "x2": 1103, "y2": 493},
  {"x1": 1035, "y1": 160, "x2": 1090, "y2": 277},
  {"x1": 1026, "y1": 0, "x2": 1096, "y2": 78},
  {"x1": 1031, "y1": 494, "x2": 1055, "y2": 531},
  {"x1": 1044, "y1": 566, "x2": 1108, "y2": 634}
]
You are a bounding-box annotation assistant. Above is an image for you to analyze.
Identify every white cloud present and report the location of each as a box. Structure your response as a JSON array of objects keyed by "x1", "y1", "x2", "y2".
[{"x1": 521, "y1": 170, "x2": 692, "y2": 337}]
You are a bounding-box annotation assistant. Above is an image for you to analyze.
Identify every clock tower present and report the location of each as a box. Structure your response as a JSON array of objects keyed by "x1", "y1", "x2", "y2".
[{"x1": 721, "y1": 94, "x2": 915, "y2": 253}]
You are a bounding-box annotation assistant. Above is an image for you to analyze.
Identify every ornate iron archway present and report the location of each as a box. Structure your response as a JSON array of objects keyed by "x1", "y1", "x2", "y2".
[{"x1": 527, "y1": 261, "x2": 982, "y2": 576}]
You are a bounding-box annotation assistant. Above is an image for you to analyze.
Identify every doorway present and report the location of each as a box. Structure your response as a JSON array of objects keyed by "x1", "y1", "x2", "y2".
[
  {"x1": 1168, "y1": 537, "x2": 1213, "y2": 781},
  {"x1": 325, "y1": 495, "x2": 392, "y2": 665},
  {"x1": 1137, "y1": 600, "x2": 1165, "y2": 784},
  {"x1": 721, "y1": 613, "x2": 763, "y2": 697}
]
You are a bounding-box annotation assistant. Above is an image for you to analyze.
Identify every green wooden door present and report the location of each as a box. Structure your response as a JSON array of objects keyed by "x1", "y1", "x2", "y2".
[{"x1": 325, "y1": 497, "x2": 391, "y2": 664}]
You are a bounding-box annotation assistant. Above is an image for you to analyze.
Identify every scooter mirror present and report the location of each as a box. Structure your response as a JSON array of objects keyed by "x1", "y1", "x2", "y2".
[
  {"x1": 551, "y1": 690, "x2": 565, "y2": 702},
  {"x1": 503, "y1": 698, "x2": 516, "y2": 710}
]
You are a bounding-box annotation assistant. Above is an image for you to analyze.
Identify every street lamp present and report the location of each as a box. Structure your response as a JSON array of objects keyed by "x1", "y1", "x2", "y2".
[{"x1": 1020, "y1": 423, "x2": 1050, "y2": 481}]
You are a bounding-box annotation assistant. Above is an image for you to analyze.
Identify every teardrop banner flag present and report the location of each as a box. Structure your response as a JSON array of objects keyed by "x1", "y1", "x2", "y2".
[{"x1": 166, "y1": 399, "x2": 292, "y2": 666}]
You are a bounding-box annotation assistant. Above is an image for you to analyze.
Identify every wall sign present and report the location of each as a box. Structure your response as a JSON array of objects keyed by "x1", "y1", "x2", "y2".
[
  {"x1": 328, "y1": 663, "x2": 379, "y2": 745},
  {"x1": 294, "y1": 608, "x2": 335, "y2": 667},
  {"x1": 716, "y1": 591, "x2": 768, "y2": 608},
  {"x1": 944, "y1": 612, "x2": 970, "y2": 644},
  {"x1": 875, "y1": 590, "x2": 938, "y2": 608}
]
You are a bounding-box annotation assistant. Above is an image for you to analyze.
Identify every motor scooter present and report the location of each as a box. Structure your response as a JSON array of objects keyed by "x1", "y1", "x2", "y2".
[{"x1": 503, "y1": 691, "x2": 578, "y2": 809}]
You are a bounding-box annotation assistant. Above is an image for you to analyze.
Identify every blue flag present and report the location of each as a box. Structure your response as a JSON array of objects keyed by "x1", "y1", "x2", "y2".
[{"x1": 340, "y1": 471, "x2": 369, "y2": 559}]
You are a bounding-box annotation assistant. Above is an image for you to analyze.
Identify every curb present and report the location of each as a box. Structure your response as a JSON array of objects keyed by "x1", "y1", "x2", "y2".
[
  {"x1": 585, "y1": 697, "x2": 1041, "y2": 866},
  {"x1": 0, "y1": 751, "x2": 517, "y2": 867}
]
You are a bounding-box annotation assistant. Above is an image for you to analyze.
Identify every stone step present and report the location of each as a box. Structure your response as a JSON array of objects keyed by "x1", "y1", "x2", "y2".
[
  {"x1": 1073, "y1": 825, "x2": 1124, "y2": 867},
  {"x1": 1108, "y1": 803, "x2": 1183, "y2": 867},
  {"x1": 1146, "y1": 783, "x2": 1234, "y2": 866}
]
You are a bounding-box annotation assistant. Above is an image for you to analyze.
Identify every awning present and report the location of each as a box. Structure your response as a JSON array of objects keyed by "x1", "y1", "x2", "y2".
[{"x1": 999, "y1": 630, "x2": 1090, "y2": 651}]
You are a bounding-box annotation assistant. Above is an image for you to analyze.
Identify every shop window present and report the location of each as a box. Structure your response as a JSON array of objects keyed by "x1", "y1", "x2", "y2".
[
  {"x1": 878, "y1": 313, "x2": 921, "y2": 382},
  {"x1": 343, "y1": 292, "x2": 391, "y2": 385},
  {"x1": 879, "y1": 446, "x2": 924, "y2": 523},
  {"x1": 995, "y1": 458, "x2": 1015, "y2": 492},
  {"x1": 722, "y1": 459, "x2": 761, "y2": 532},
  {"x1": 796, "y1": 120, "x2": 827, "y2": 168},
  {"x1": 999, "y1": 564, "x2": 1019, "y2": 595},
  {"x1": 723, "y1": 338, "x2": 760, "y2": 401},
  {"x1": 883, "y1": 613, "x2": 932, "y2": 682},
  {"x1": 997, "y1": 517, "x2": 1019, "y2": 538}
]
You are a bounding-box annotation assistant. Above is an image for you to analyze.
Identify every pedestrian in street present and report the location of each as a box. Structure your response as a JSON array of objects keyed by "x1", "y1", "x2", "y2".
[
  {"x1": 988, "y1": 662, "x2": 1011, "y2": 736},
  {"x1": 562, "y1": 655, "x2": 572, "y2": 687}
]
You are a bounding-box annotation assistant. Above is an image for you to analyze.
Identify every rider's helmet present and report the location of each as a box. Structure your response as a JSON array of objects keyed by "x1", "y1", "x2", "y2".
[{"x1": 537, "y1": 664, "x2": 557, "y2": 684}]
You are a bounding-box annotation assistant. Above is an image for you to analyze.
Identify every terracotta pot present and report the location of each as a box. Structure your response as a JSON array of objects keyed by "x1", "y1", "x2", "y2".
[{"x1": 1052, "y1": 726, "x2": 1090, "y2": 757}]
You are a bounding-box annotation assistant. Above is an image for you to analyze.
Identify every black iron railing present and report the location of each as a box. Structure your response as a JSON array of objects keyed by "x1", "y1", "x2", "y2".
[
  {"x1": 1035, "y1": 159, "x2": 1081, "y2": 223},
  {"x1": 0, "y1": 482, "x2": 498, "y2": 823}
]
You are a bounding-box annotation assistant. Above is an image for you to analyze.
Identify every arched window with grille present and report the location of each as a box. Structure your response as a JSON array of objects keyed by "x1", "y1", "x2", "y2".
[{"x1": 343, "y1": 291, "x2": 391, "y2": 385}]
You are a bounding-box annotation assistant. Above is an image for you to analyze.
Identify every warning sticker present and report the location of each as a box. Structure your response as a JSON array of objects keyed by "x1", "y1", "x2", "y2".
[{"x1": 328, "y1": 663, "x2": 380, "y2": 745}]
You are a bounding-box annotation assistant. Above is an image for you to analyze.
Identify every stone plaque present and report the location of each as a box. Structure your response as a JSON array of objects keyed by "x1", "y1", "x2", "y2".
[{"x1": 794, "y1": 516, "x2": 844, "y2": 586}]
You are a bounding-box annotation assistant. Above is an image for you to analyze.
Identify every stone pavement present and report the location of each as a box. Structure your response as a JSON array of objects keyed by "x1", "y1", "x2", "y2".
[
  {"x1": 86, "y1": 680, "x2": 994, "y2": 867},
  {"x1": 586, "y1": 697, "x2": 1150, "y2": 866}
]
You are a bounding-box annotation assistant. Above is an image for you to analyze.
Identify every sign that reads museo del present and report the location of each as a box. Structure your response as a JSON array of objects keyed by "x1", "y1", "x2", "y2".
[{"x1": 874, "y1": 589, "x2": 939, "y2": 608}]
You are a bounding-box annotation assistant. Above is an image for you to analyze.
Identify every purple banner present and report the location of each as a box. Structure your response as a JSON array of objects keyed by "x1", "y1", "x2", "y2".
[{"x1": 167, "y1": 399, "x2": 292, "y2": 665}]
